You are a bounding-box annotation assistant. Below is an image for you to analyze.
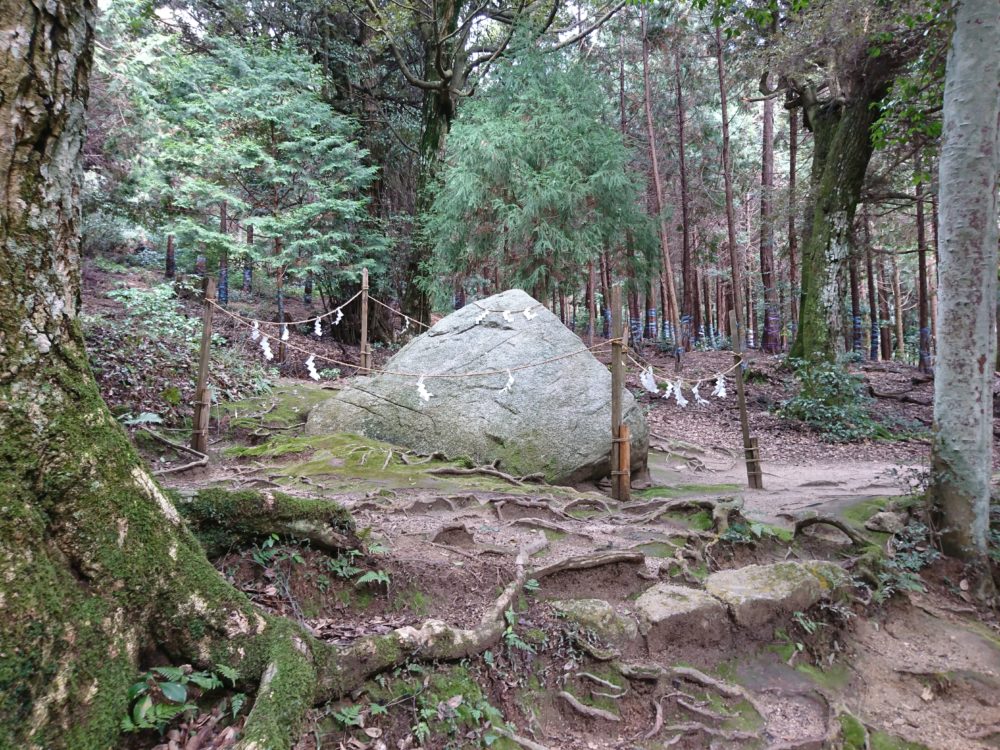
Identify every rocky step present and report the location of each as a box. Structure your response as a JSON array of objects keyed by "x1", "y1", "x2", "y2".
[{"x1": 550, "y1": 560, "x2": 849, "y2": 652}]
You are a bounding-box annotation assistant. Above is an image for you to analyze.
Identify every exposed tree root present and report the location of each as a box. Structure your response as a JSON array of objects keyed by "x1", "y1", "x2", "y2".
[
  {"x1": 793, "y1": 515, "x2": 872, "y2": 547},
  {"x1": 495, "y1": 727, "x2": 553, "y2": 750},
  {"x1": 557, "y1": 691, "x2": 620, "y2": 722},
  {"x1": 532, "y1": 550, "x2": 645, "y2": 580},
  {"x1": 427, "y1": 459, "x2": 543, "y2": 486},
  {"x1": 140, "y1": 427, "x2": 210, "y2": 476}
]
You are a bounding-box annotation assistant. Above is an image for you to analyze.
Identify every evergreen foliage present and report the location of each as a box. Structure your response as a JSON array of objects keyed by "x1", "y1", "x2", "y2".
[{"x1": 423, "y1": 53, "x2": 656, "y2": 296}]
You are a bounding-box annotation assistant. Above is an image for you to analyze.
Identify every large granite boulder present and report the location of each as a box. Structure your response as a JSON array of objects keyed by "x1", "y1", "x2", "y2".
[{"x1": 305, "y1": 289, "x2": 648, "y2": 484}]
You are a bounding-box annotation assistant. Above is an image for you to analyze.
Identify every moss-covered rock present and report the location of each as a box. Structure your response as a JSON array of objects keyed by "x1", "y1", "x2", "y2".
[
  {"x1": 705, "y1": 561, "x2": 847, "y2": 631},
  {"x1": 550, "y1": 599, "x2": 639, "y2": 643}
]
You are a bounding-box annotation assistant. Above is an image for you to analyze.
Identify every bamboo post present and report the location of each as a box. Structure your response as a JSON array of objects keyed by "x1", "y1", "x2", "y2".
[
  {"x1": 360, "y1": 268, "x2": 370, "y2": 373},
  {"x1": 191, "y1": 276, "x2": 216, "y2": 455},
  {"x1": 730, "y1": 309, "x2": 762, "y2": 489},
  {"x1": 611, "y1": 285, "x2": 628, "y2": 500}
]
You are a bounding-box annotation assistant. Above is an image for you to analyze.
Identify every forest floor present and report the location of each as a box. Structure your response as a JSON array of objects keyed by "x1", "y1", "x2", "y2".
[{"x1": 81, "y1": 260, "x2": 1000, "y2": 750}]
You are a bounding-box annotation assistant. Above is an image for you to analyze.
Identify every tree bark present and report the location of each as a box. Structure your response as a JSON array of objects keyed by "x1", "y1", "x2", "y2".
[
  {"x1": 863, "y1": 207, "x2": 880, "y2": 360},
  {"x1": 915, "y1": 154, "x2": 932, "y2": 373},
  {"x1": 790, "y1": 77, "x2": 892, "y2": 361},
  {"x1": 849, "y1": 248, "x2": 862, "y2": 353},
  {"x1": 891, "y1": 249, "x2": 905, "y2": 360},
  {"x1": 642, "y1": 12, "x2": 681, "y2": 346},
  {"x1": 788, "y1": 108, "x2": 799, "y2": 330},
  {"x1": 759, "y1": 75, "x2": 781, "y2": 353},
  {"x1": 675, "y1": 48, "x2": 697, "y2": 343},
  {"x1": 715, "y1": 26, "x2": 745, "y2": 348},
  {"x1": 930, "y1": 0, "x2": 999, "y2": 584}
]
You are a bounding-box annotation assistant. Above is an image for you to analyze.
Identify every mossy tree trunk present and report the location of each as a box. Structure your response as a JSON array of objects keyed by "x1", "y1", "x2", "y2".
[
  {"x1": 789, "y1": 84, "x2": 887, "y2": 361},
  {"x1": 930, "y1": 0, "x2": 999, "y2": 596}
]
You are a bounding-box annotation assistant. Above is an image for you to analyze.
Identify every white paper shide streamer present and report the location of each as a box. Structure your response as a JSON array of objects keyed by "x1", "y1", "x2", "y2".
[
  {"x1": 523, "y1": 307, "x2": 537, "y2": 320},
  {"x1": 416, "y1": 376, "x2": 432, "y2": 402},
  {"x1": 673, "y1": 382, "x2": 689, "y2": 408},
  {"x1": 281, "y1": 325, "x2": 289, "y2": 341},
  {"x1": 306, "y1": 354, "x2": 320, "y2": 381},
  {"x1": 499, "y1": 369, "x2": 514, "y2": 394},
  {"x1": 332, "y1": 308, "x2": 343, "y2": 326},
  {"x1": 711, "y1": 374, "x2": 727, "y2": 399},
  {"x1": 502, "y1": 310, "x2": 513, "y2": 323},
  {"x1": 250, "y1": 320, "x2": 260, "y2": 341},
  {"x1": 639, "y1": 367, "x2": 659, "y2": 395},
  {"x1": 474, "y1": 310, "x2": 488, "y2": 325},
  {"x1": 260, "y1": 336, "x2": 273, "y2": 361},
  {"x1": 313, "y1": 317, "x2": 322, "y2": 337},
  {"x1": 661, "y1": 380, "x2": 675, "y2": 401},
  {"x1": 692, "y1": 382, "x2": 709, "y2": 405}
]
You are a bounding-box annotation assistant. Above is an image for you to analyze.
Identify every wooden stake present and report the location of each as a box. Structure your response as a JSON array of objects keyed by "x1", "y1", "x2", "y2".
[
  {"x1": 618, "y1": 424, "x2": 631, "y2": 502},
  {"x1": 191, "y1": 276, "x2": 216, "y2": 455},
  {"x1": 360, "y1": 267, "x2": 370, "y2": 373},
  {"x1": 730, "y1": 310, "x2": 762, "y2": 489},
  {"x1": 610, "y1": 284, "x2": 625, "y2": 500}
]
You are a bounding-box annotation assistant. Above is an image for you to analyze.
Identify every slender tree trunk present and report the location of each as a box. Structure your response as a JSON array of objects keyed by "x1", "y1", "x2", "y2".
[
  {"x1": 243, "y1": 224, "x2": 254, "y2": 293},
  {"x1": 849, "y1": 250, "x2": 862, "y2": 353},
  {"x1": 642, "y1": 12, "x2": 681, "y2": 345},
  {"x1": 788, "y1": 109, "x2": 799, "y2": 329},
  {"x1": 165, "y1": 234, "x2": 176, "y2": 279},
  {"x1": 929, "y1": 188, "x2": 939, "y2": 354},
  {"x1": 759, "y1": 75, "x2": 781, "y2": 352},
  {"x1": 878, "y1": 254, "x2": 893, "y2": 359},
  {"x1": 891, "y1": 250, "x2": 905, "y2": 360},
  {"x1": 915, "y1": 154, "x2": 932, "y2": 372},
  {"x1": 675, "y1": 48, "x2": 697, "y2": 343},
  {"x1": 930, "y1": 0, "x2": 1000, "y2": 584},
  {"x1": 218, "y1": 200, "x2": 229, "y2": 305},
  {"x1": 715, "y1": 26, "x2": 744, "y2": 347},
  {"x1": 863, "y1": 209, "x2": 880, "y2": 360}
]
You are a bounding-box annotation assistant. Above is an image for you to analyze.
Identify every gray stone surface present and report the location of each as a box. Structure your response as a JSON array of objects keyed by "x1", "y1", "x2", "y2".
[
  {"x1": 305, "y1": 289, "x2": 648, "y2": 484},
  {"x1": 864, "y1": 510, "x2": 907, "y2": 534},
  {"x1": 550, "y1": 599, "x2": 639, "y2": 643},
  {"x1": 633, "y1": 583, "x2": 728, "y2": 650},
  {"x1": 704, "y1": 561, "x2": 844, "y2": 630}
]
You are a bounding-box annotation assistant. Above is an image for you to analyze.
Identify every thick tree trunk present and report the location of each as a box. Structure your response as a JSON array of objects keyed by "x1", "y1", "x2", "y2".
[
  {"x1": 790, "y1": 89, "x2": 885, "y2": 360},
  {"x1": 759, "y1": 76, "x2": 781, "y2": 353},
  {"x1": 930, "y1": 0, "x2": 999, "y2": 583}
]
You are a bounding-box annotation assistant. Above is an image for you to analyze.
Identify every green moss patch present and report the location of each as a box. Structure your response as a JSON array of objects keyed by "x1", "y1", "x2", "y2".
[{"x1": 220, "y1": 383, "x2": 339, "y2": 431}]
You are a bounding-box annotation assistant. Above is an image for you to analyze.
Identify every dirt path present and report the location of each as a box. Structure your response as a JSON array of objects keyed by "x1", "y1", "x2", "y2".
[{"x1": 148, "y1": 385, "x2": 999, "y2": 750}]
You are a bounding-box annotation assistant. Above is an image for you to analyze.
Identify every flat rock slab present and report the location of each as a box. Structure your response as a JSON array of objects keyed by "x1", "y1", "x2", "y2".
[
  {"x1": 705, "y1": 561, "x2": 846, "y2": 630},
  {"x1": 305, "y1": 289, "x2": 648, "y2": 484},
  {"x1": 633, "y1": 583, "x2": 728, "y2": 651},
  {"x1": 550, "y1": 599, "x2": 639, "y2": 643}
]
